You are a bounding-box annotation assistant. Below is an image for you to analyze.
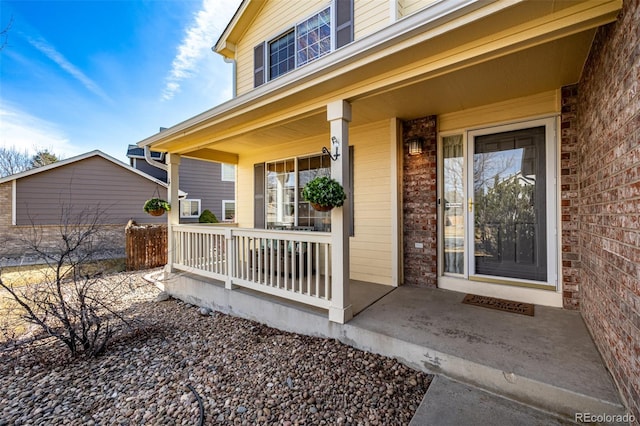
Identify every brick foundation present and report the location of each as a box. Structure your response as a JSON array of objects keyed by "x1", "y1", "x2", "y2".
[
  {"x1": 576, "y1": 0, "x2": 640, "y2": 419},
  {"x1": 402, "y1": 115, "x2": 438, "y2": 286}
]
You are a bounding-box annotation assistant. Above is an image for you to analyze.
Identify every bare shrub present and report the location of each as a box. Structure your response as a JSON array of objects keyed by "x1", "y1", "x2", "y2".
[{"x1": 0, "y1": 206, "x2": 135, "y2": 357}]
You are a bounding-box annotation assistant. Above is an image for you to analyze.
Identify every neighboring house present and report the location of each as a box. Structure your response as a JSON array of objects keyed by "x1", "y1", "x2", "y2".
[
  {"x1": 135, "y1": 0, "x2": 638, "y2": 419},
  {"x1": 126, "y1": 145, "x2": 236, "y2": 223},
  {"x1": 0, "y1": 150, "x2": 171, "y2": 262}
]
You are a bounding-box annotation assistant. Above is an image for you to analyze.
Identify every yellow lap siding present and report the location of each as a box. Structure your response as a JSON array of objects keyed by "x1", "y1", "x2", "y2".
[
  {"x1": 398, "y1": 0, "x2": 439, "y2": 19},
  {"x1": 349, "y1": 121, "x2": 394, "y2": 285},
  {"x1": 236, "y1": 119, "x2": 396, "y2": 286},
  {"x1": 354, "y1": 0, "x2": 390, "y2": 38}
]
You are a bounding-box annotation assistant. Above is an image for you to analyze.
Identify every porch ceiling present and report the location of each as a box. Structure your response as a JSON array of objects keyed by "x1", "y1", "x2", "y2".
[
  {"x1": 141, "y1": 0, "x2": 620, "y2": 161},
  {"x1": 187, "y1": 29, "x2": 595, "y2": 157}
]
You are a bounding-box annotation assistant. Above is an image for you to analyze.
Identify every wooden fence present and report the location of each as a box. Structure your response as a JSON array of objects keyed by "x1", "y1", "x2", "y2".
[{"x1": 125, "y1": 222, "x2": 167, "y2": 271}]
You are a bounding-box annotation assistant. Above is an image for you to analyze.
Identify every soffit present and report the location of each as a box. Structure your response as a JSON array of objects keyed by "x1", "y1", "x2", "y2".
[{"x1": 142, "y1": 0, "x2": 620, "y2": 159}]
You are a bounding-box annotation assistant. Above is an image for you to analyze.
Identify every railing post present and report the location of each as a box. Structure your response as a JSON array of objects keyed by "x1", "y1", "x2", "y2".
[
  {"x1": 327, "y1": 100, "x2": 353, "y2": 324},
  {"x1": 225, "y1": 227, "x2": 237, "y2": 289},
  {"x1": 165, "y1": 153, "x2": 180, "y2": 274}
]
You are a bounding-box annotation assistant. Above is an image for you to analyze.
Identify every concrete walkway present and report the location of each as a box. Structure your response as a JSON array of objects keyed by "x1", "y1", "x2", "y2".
[
  {"x1": 409, "y1": 376, "x2": 573, "y2": 426},
  {"x1": 344, "y1": 286, "x2": 626, "y2": 423}
]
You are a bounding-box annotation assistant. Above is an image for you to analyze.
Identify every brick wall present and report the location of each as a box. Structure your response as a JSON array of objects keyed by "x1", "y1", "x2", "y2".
[
  {"x1": 402, "y1": 116, "x2": 438, "y2": 286},
  {"x1": 1, "y1": 224, "x2": 126, "y2": 265},
  {"x1": 576, "y1": 0, "x2": 640, "y2": 419},
  {"x1": 0, "y1": 182, "x2": 13, "y2": 229},
  {"x1": 560, "y1": 85, "x2": 581, "y2": 309}
]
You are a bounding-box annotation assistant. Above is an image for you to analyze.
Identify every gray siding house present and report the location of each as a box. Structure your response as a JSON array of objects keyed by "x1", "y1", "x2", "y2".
[
  {"x1": 127, "y1": 146, "x2": 235, "y2": 223},
  {"x1": 0, "y1": 150, "x2": 171, "y2": 262}
]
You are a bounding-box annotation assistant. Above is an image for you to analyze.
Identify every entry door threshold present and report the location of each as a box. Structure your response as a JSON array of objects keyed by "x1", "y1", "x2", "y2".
[{"x1": 439, "y1": 276, "x2": 562, "y2": 307}]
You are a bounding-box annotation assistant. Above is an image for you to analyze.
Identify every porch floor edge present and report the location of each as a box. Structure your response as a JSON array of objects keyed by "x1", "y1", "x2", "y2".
[{"x1": 162, "y1": 272, "x2": 627, "y2": 421}]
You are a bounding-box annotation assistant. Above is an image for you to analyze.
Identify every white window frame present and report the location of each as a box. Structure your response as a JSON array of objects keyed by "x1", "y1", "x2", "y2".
[
  {"x1": 266, "y1": 5, "x2": 333, "y2": 82},
  {"x1": 180, "y1": 199, "x2": 201, "y2": 218},
  {"x1": 221, "y1": 163, "x2": 236, "y2": 182},
  {"x1": 222, "y1": 200, "x2": 236, "y2": 222},
  {"x1": 265, "y1": 153, "x2": 332, "y2": 230}
]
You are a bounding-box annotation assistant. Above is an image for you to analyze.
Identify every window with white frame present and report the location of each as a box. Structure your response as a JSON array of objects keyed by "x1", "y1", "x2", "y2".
[
  {"x1": 296, "y1": 7, "x2": 331, "y2": 66},
  {"x1": 221, "y1": 163, "x2": 236, "y2": 181},
  {"x1": 180, "y1": 199, "x2": 201, "y2": 218},
  {"x1": 254, "y1": 1, "x2": 353, "y2": 87},
  {"x1": 222, "y1": 200, "x2": 235, "y2": 221},
  {"x1": 266, "y1": 153, "x2": 332, "y2": 231},
  {"x1": 268, "y1": 7, "x2": 331, "y2": 80},
  {"x1": 269, "y1": 30, "x2": 296, "y2": 80}
]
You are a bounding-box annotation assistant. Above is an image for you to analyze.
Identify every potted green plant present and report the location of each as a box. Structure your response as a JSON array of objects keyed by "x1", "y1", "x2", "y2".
[
  {"x1": 143, "y1": 198, "x2": 171, "y2": 216},
  {"x1": 302, "y1": 176, "x2": 346, "y2": 212}
]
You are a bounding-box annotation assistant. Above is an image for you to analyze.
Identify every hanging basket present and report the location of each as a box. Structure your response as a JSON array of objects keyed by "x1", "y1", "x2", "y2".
[
  {"x1": 310, "y1": 203, "x2": 334, "y2": 212},
  {"x1": 143, "y1": 197, "x2": 171, "y2": 216}
]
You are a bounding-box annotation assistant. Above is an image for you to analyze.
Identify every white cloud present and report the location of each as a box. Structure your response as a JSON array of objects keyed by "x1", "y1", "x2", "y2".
[
  {"x1": 162, "y1": 0, "x2": 239, "y2": 101},
  {"x1": 27, "y1": 36, "x2": 112, "y2": 103},
  {"x1": 0, "y1": 104, "x2": 83, "y2": 159}
]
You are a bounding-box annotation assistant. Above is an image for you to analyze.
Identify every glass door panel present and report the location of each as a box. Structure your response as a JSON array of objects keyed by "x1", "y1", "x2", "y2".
[
  {"x1": 471, "y1": 126, "x2": 547, "y2": 282},
  {"x1": 443, "y1": 135, "x2": 465, "y2": 274}
]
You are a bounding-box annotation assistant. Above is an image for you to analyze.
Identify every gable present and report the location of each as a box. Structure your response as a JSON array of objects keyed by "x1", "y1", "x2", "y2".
[{"x1": 15, "y1": 156, "x2": 167, "y2": 225}]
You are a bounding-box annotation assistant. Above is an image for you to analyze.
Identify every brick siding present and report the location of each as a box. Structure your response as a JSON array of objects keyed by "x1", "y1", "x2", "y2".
[
  {"x1": 560, "y1": 85, "x2": 581, "y2": 309},
  {"x1": 402, "y1": 116, "x2": 438, "y2": 286},
  {"x1": 1, "y1": 224, "x2": 126, "y2": 265},
  {"x1": 0, "y1": 183, "x2": 12, "y2": 229},
  {"x1": 576, "y1": 0, "x2": 640, "y2": 420}
]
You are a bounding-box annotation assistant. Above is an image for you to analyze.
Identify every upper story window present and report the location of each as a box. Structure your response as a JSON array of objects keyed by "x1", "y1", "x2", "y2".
[
  {"x1": 269, "y1": 30, "x2": 296, "y2": 80},
  {"x1": 254, "y1": 0, "x2": 353, "y2": 88},
  {"x1": 296, "y1": 7, "x2": 332, "y2": 66}
]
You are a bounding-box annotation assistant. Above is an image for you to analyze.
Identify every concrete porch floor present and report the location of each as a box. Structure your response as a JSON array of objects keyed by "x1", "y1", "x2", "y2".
[
  {"x1": 345, "y1": 286, "x2": 627, "y2": 423},
  {"x1": 159, "y1": 272, "x2": 627, "y2": 423}
]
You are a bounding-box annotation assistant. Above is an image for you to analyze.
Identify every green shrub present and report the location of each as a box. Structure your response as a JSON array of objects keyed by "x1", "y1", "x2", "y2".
[{"x1": 199, "y1": 209, "x2": 219, "y2": 223}]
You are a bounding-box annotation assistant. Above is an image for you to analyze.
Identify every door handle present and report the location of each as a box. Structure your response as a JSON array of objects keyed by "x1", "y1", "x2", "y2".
[{"x1": 468, "y1": 198, "x2": 473, "y2": 212}]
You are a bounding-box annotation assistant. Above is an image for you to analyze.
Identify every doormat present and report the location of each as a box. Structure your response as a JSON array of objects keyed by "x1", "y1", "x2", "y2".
[{"x1": 462, "y1": 294, "x2": 534, "y2": 316}]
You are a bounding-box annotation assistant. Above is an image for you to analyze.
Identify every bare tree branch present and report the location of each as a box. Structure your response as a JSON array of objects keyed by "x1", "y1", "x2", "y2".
[
  {"x1": 0, "y1": 146, "x2": 31, "y2": 177},
  {"x1": 0, "y1": 205, "x2": 135, "y2": 357}
]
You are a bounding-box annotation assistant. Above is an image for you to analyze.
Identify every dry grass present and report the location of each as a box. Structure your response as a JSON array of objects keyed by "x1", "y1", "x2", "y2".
[
  {"x1": 0, "y1": 258, "x2": 125, "y2": 288},
  {"x1": 0, "y1": 258, "x2": 126, "y2": 342}
]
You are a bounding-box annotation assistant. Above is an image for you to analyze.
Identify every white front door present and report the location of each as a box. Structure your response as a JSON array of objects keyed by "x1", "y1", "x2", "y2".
[{"x1": 439, "y1": 118, "x2": 558, "y2": 300}]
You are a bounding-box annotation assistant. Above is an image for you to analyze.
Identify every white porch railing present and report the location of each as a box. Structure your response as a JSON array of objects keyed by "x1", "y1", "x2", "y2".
[{"x1": 172, "y1": 225, "x2": 332, "y2": 309}]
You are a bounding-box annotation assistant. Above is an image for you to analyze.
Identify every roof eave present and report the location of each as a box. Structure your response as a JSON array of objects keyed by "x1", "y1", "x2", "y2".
[{"x1": 213, "y1": 0, "x2": 262, "y2": 58}]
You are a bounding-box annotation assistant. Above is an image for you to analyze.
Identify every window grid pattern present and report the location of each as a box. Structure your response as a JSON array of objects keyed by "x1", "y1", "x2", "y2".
[
  {"x1": 269, "y1": 30, "x2": 295, "y2": 80},
  {"x1": 266, "y1": 154, "x2": 331, "y2": 231},
  {"x1": 296, "y1": 7, "x2": 331, "y2": 66}
]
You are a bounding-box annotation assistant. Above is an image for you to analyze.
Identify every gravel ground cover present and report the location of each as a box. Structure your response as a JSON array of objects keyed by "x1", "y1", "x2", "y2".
[{"x1": 0, "y1": 272, "x2": 431, "y2": 425}]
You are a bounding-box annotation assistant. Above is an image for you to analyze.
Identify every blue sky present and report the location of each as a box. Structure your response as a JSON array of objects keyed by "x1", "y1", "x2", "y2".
[{"x1": 0, "y1": 0, "x2": 241, "y2": 162}]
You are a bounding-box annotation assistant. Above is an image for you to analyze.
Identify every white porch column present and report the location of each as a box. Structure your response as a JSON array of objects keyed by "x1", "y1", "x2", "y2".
[
  {"x1": 166, "y1": 153, "x2": 180, "y2": 273},
  {"x1": 327, "y1": 100, "x2": 353, "y2": 324}
]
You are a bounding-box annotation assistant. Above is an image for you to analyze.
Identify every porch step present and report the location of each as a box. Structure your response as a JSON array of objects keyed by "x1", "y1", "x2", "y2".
[{"x1": 343, "y1": 287, "x2": 627, "y2": 421}]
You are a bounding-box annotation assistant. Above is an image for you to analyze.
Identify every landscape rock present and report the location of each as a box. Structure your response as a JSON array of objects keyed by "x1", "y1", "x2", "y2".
[
  {"x1": 154, "y1": 291, "x2": 170, "y2": 302},
  {"x1": 0, "y1": 271, "x2": 431, "y2": 424}
]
